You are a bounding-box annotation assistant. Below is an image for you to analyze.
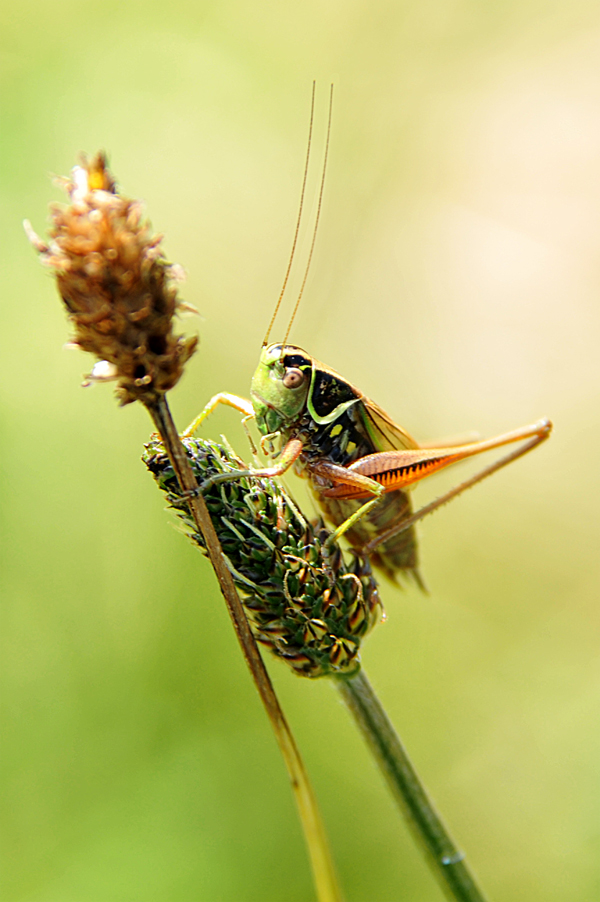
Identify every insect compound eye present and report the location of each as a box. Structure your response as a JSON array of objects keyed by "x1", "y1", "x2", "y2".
[{"x1": 282, "y1": 367, "x2": 305, "y2": 389}]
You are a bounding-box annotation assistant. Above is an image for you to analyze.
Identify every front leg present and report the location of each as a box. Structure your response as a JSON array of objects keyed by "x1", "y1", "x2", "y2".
[{"x1": 182, "y1": 392, "x2": 255, "y2": 438}]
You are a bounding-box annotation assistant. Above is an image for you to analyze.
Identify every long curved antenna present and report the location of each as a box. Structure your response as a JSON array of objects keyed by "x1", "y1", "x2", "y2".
[
  {"x1": 281, "y1": 83, "x2": 334, "y2": 354},
  {"x1": 262, "y1": 82, "x2": 316, "y2": 348}
]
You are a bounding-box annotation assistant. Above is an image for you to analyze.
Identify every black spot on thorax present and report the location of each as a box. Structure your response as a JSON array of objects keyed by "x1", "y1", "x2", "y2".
[{"x1": 310, "y1": 369, "x2": 360, "y2": 419}]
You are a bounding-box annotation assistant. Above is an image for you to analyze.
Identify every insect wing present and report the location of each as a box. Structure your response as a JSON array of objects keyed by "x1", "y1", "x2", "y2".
[
  {"x1": 359, "y1": 396, "x2": 419, "y2": 453},
  {"x1": 305, "y1": 352, "x2": 418, "y2": 452}
]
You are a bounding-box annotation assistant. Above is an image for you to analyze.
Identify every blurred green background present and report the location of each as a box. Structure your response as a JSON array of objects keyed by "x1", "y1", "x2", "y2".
[{"x1": 2, "y1": 1, "x2": 599, "y2": 900}]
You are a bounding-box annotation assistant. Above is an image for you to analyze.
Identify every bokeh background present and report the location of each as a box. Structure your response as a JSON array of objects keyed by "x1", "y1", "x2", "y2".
[{"x1": 2, "y1": 1, "x2": 599, "y2": 900}]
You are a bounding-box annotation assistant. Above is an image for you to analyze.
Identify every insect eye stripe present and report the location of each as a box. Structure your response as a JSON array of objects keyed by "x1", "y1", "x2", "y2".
[{"x1": 283, "y1": 353, "x2": 311, "y2": 369}]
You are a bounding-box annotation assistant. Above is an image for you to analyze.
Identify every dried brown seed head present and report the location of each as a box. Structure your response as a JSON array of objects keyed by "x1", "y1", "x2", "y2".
[{"x1": 26, "y1": 151, "x2": 198, "y2": 405}]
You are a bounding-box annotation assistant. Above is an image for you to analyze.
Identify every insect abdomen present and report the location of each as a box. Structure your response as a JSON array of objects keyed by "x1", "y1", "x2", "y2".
[{"x1": 315, "y1": 489, "x2": 422, "y2": 586}]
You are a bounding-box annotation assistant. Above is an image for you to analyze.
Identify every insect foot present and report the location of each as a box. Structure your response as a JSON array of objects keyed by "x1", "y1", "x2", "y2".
[{"x1": 143, "y1": 437, "x2": 384, "y2": 678}]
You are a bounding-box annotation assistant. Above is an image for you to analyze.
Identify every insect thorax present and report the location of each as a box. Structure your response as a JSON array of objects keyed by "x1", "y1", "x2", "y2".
[{"x1": 293, "y1": 402, "x2": 374, "y2": 469}]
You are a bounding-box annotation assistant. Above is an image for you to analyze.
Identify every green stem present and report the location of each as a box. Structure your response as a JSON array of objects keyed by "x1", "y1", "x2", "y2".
[
  {"x1": 334, "y1": 669, "x2": 488, "y2": 902},
  {"x1": 146, "y1": 395, "x2": 343, "y2": 902}
]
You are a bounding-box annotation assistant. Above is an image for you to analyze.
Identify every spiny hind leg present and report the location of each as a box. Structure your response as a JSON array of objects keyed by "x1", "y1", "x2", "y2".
[
  {"x1": 182, "y1": 393, "x2": 254, "y2": 438},
  {"x1": 362, "y1": 423, "x2": 551, "y2": 555}
]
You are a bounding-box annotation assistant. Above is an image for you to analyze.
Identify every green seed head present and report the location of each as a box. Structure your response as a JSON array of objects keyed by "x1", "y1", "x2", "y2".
[{"x1": 143, "y1": 436, "x2": 383, "y2": 678}]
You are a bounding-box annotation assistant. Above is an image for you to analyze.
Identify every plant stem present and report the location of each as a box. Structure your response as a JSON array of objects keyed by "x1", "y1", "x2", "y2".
[
  {"x1": 146, "y1": 395, "x2": 342, "y2": 902},
  {"x1": 334, "y1": 669, "x2": 488, "y2": 902}
]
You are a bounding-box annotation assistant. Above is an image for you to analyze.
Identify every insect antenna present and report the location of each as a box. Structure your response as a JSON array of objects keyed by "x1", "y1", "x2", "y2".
[
  {"x1": 262, "y1": 81, "x2": 316, "y2": 348},
  {"x1": 280, "y1": 82, "x2": 334, "y2": 355}
]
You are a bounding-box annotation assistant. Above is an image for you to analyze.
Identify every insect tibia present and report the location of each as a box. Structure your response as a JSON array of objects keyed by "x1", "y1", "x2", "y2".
[{"x1": 182, "y1": 392, "x2": 254, "y2": 438}]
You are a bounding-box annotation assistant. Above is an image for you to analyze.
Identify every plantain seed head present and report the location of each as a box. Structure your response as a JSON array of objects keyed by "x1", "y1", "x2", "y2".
[
  {"x1": 25, "y1": 152, "x2": 198, "y2": 405},
  {"x1": 143, "y1": 437, "x2": 384, "y2": 678}
]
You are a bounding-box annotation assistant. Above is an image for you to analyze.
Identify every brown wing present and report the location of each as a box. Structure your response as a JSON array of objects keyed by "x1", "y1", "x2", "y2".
[{"x1": 360, "y1": 396, "x2": 419, "y2": 452}]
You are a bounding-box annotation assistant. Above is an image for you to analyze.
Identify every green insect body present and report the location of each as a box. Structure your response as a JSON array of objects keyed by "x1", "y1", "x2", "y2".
[
  {"x1": 251, "y1": 343, "x2": 422, "y2": 585},
  {"x1": 186, "y1": 349, "x2": 550, "y2": 590}
]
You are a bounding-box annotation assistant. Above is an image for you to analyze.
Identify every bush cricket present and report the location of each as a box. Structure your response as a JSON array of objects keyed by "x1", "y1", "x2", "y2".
[{"x1": 184, "y1": 84, "x2": 552, "y2": 584}]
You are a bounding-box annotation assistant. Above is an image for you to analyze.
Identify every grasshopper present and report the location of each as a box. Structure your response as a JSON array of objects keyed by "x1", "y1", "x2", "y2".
[{"x1": 184, "y1": 85, "x2": 552, "y2": 584}]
